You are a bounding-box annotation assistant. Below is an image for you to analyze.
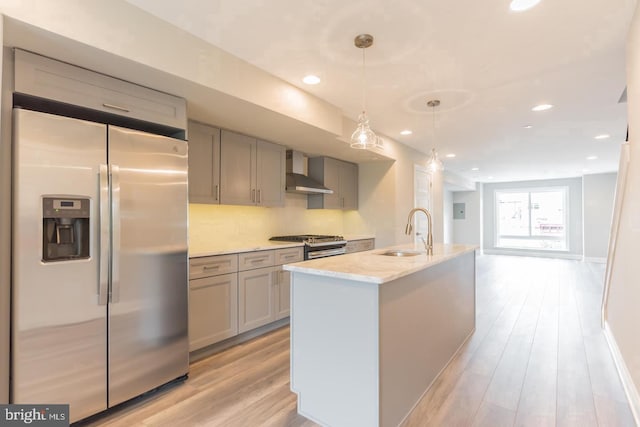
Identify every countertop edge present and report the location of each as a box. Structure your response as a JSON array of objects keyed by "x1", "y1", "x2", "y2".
[
  {"x1": 189, "y1": 241, "x2": 303, "y2": 258},
  {"x1": 283, "y1": 244, "x2": 478, "y2": 284},
  {"x1": 188, "y1": 235, "x2": 376, "y2": 258}
]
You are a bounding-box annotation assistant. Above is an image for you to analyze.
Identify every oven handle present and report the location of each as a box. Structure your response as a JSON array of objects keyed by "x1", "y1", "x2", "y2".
[
  {"x1": 307, "y1": 247, "x2": 346, "y2": 259},
  {"x1": 306, "y1": 240, "x2": 347, "y2": 248}
]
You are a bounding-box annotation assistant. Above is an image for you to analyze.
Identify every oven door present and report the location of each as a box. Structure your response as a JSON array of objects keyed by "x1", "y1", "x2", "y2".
[{"x1": 305, "y1": 245, "x2": 346, "y2": 260}]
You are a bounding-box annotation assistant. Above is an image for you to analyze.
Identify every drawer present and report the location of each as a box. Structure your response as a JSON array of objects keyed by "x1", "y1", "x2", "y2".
[
  {"x1": 189, "y1": 254, "x2": 238, "y2": 279},
  {"x1": 275, "y1": 247, "x2": 304, "y2": 265},
  {"x1": 238, "y1": 250, "x2": 275, "y2": 271},
  {"x1": 345, "y1": 239, "x2": 375, "y2": 253}
]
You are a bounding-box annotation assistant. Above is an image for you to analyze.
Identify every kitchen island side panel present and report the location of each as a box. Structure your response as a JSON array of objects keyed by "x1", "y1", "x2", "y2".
[
  {"x1": 290, "y1": 273, "x2": 379, "y2": 427},
  {"x1": 379, "y1": 251, "x2": 476, "y2": 426}
]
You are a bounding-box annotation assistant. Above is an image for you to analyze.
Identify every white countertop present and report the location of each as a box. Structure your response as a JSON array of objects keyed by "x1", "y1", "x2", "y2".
[
  {"x1": 189, "y1": 241, "x2": 303, "y2": 258},
  {"x1": 283, "y1": 243, "x2": 478, "y2": 284},
  {"x1": 188, "y1": 235, "x2": 376, "y2": 258}
]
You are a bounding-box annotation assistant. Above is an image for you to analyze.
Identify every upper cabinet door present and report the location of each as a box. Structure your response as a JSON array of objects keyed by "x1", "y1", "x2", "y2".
[
  {"x1": 340, "y1": 161, "x2": 359, "y2": 210},
  {"x1": 256, "y1": 140, "x2": 285, "y2": 207},
  {"x1": 14, "y1": 50, "x2": 187, "y2": 132},
  {"x1": 307, "y1": 157, "x2": 357, "y2": 210},
  {"x1": 188, "y1": 121, "x2": 220, "y2": 204},
  {"x1": 220, "y1": 130, "x2": 256, "y2": 206}
]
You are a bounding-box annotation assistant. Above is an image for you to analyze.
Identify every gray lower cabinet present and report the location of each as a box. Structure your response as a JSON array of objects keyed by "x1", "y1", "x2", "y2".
[
  {"x1": 220, "y1": 130, "x2": 285, "y2": 207},
  {"x1": 238, "y1": 266, "x2": 277, "y2": 333},
  {"x1": 188, "y1": 121, "x2": 221, "y2": 203},
  {"x1": 188, "y1": 254, "x2": 239, "y2": 351},
  {"x1": 189, "y1": 246, "x2": 302, "y2": 350},
  {"x1": 275, "y1": 267, "x2": 291, "y2": 320},
  {"x1": 188, "y1": 273, "x2": 238, "y2": 351},
  {"x1": 308, "y1": 157, "x2": 358, "y2": 210}
]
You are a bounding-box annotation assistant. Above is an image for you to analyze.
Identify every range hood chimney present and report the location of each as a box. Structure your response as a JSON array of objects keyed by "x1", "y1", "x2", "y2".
[{"x1": 286, "y1": 150, "x2": 333, "y2": 194}]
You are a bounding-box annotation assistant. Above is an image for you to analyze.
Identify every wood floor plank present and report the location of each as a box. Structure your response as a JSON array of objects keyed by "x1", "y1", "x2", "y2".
[
  {"x1": 513, "y1": 263, "x2": 559, "y2": 427},
  {"x1": 556, "y1": 263, "x2": 598, "y2": 427},
  {"x1": 471, "y1": 402, "x2": 516, "y2": 427}
]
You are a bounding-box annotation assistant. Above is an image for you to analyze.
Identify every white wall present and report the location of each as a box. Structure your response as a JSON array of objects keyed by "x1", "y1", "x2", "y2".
[
  {"x1": 443, "y1": 190, "x2": 453, "y2": 244},
  {"x1": 452, "y1": 184, "x2": 483, "y2": 247},
  {"x1": 583, "y1": 172, "x2": 617, "y2": 261},
  {"x1": 482, "y1": 177, "x2": 584, "y2": 258},
  {"x1": 605, "y1": 2, "x2": 640, "y2": 421},
  {"x1": 344, "y1": 137, "x2": 443, "y2": 249}
]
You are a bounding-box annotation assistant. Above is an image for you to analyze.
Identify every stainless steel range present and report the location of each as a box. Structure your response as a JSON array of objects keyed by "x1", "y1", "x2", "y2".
[{"x1": 270, "y1": 235, "x2": 347, "y2": 260}]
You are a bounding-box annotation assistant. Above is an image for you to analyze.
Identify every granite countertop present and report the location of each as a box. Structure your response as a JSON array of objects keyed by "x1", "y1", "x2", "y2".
[{"x1": 282, "y1": 243, "x2": 478, "y2": 284}]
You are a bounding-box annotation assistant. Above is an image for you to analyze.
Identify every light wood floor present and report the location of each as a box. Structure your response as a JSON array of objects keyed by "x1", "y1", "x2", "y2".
[{"x1": 81, "y1": 255, "x2": 636, "y2": 427}]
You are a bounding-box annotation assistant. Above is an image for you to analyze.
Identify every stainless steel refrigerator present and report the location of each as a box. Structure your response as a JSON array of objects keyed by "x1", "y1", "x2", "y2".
[{"x1": 11, "y1": 108, "x2": 189, "y2": 422}]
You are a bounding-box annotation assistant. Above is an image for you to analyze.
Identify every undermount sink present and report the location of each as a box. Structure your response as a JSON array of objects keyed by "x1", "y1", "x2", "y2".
[{"x1": 379, "y1": 250, "x2": 423, "y2": 257}]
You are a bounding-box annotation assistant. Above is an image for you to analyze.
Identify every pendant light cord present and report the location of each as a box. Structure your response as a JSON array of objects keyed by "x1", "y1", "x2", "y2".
[
  {"x1": 432, "y1": 104, "x2": 436, "y2": 148},
  {"x1": 361, "y1": 46, "x2": 366, "y2": 115}
]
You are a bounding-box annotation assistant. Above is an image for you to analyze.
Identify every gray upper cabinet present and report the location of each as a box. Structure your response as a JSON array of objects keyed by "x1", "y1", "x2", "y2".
[
  {"x1": 188, "y1": 121, "x2": 220, "y2": 204},
  {"x1": 256, "y1": 140, "x2": 286, "y2": 207},
  {"x1": 14, "y1": 49, "x2": 186, "y2": 131},
  {"x1": 220, "y1": 130, "x2": 285, "y2": 207},
  {"x1": 220, "y1": 130, "x2": 255, "y2": 206},
  {"x1": 307, "y1": 157, "x2": 359, "y2": 210}
]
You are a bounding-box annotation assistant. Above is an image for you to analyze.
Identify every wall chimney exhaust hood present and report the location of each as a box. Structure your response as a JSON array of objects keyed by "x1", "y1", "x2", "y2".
[{"x1": 286, "y1": 150, "x2": 333, "y2": 194}]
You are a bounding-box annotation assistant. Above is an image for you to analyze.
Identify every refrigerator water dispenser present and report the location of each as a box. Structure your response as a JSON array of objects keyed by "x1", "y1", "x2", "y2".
[{"x1": 42, "y1": 196, "x2": 90, "y2": 261}]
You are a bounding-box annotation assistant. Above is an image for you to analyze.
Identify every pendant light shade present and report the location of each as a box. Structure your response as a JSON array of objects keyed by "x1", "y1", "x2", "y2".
[
  {"x1": 350, "y1": 112, "x2": 377, "y2": 149},
  {"x1": 426, "y1": 99, "x2": 444, "y2": 172},
  {"x1": 350, "y1": 34, "x2": 380, "y2": 149},
  {"x1": 427, "y1": 148, "x2": 444, "y2": 172}
]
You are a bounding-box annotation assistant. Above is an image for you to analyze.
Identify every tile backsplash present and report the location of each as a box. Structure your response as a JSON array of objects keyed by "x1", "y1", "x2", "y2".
[{"x1": 189, "y1": 193, "x2": 364, "y2": 252}]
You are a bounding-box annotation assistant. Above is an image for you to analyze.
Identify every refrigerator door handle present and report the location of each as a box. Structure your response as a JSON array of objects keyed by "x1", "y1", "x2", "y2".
[
  {"x1": 98, "y1": 164, "x2": 110, "y2": 306},
  {"x1": 110, "y1": 165, "x2": 121, "y2": 303}
]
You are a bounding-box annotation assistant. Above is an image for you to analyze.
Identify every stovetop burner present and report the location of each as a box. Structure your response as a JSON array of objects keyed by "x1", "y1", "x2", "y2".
[{"x1": 270, "y1": 234, "x2": 345, "y2": 244}]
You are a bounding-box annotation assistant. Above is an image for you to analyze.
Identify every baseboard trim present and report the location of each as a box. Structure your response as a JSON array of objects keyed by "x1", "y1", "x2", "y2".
[
  {"x1": 483, "y1": 249, "x2": 582, "y2": 260},
  {"x1": 603, "y1": 321, "x2": 640, "y2": 425},
  {"x1": 584, "y1": 256, "x2": 607, "y2": 264}
]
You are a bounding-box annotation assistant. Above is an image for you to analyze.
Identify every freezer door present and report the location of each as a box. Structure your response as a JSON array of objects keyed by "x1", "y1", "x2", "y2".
[
  {"x1": 12, "y1": 109, "x2": 108, "y2": 422},
  {"x1": 107, "y1": 126, "x2": 188, "y2": 407}
]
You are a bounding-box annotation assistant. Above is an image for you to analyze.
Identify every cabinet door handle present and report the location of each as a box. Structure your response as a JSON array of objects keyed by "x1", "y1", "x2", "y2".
[
  {"x1": 252, "y1": 189, "x2": 256, "y2": 203},
  {"x1": 257, "y1": 189, "x2": 262, "y2": 204},
  {"x1": 203, "y1": 265, "x2": 220, "y2": 271},
  {"x1": 215, "y1": 184, "x2": 219, "y2": 201},
  {"x1": 102, "y1": 103, "x2": 130, "y2": 113}
]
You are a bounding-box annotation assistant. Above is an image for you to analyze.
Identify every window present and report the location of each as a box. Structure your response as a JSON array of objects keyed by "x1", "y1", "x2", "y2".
[{"x1": 495, "y1": 187, "x2": 568, "y2": 251}]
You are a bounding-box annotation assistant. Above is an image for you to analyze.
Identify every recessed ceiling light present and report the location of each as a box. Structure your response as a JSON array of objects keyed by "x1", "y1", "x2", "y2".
[
  {"x1": 523, "y1": 125, "x2": 533, "y2": 129},
  {"x1": 510, "y1": 0, "x2": 541, "y2": 12},
  {"x1": 582, "y1": 168, "x2": 591, "y2": 173},
  {"x1": 445, "y1": 153, "x2": 456, "y2": 158},
  {"x1": 487, "y1": 176, "x2": 494, "y2": 180},
  {"x1": 532, "y1": 104, "x2": 553, "y2": 112},
  {"x1": 586, "y1": 155, "x2": 598, "y2": 160},
  {"x1": 471, "y1": 167, "x2": 479, "y2": 171},
  {"x1": 302, "y1": 75, "x2": 321, "y2": 85},
  {"x1": 400, "y1": 130, "x2": 412, "y2": 135},
  {"x1": 594, "y1": 134, "x2": 610, "y2": 140}
]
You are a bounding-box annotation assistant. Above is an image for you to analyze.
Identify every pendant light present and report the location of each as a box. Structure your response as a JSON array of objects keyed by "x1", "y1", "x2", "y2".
[
  {"x1": 426, "y1": 99, "x2": 444, "y2": 172},
  {"x1": 350, "y1": 34, "x2": 380, "y2": 149}
]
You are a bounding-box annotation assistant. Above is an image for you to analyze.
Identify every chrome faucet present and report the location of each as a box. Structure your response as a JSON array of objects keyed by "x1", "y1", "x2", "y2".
[{"x1": 405, "y1": 208, "x2": 433, "y2": 255}]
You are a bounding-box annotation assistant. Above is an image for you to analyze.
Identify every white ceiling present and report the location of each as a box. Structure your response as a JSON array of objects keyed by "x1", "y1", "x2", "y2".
[{"x1": 125, "y1": 0, "x2": 635, "y2": 182}]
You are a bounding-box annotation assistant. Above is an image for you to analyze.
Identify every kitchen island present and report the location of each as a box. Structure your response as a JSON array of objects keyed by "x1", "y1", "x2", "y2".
[{"x1": 283, "y1": 243, "x2": 477, "y2": 427}]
